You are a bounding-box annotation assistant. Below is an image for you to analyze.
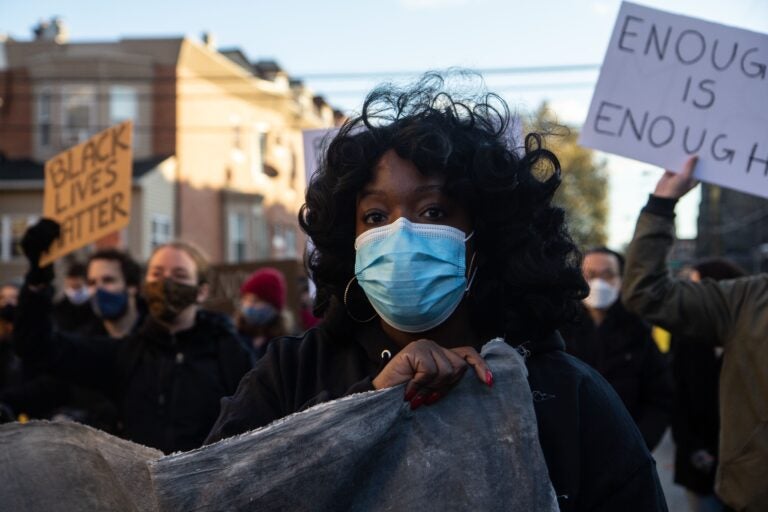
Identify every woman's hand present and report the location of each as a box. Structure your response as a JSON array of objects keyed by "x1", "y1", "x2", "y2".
[
  {"x1": 372, "y1": 339, "x2": 493, "y2": 410},
  {"x1": 654, "y1": 156, "x2": 700, "y2": 199}
]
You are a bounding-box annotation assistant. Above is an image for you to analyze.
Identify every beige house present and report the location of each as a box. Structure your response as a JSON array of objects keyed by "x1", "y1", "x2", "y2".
[{"x1": 0, "y1": 21, "x2": 337, "y2": 283}]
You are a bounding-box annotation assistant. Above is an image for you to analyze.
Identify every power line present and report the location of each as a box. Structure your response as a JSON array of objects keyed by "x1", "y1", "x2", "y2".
[
  {"x1": 1, "y1": 81, "x2": 597, "y2": 101},
  {"x1": 3, "y1": 64, "x2": 601, "y2": 83},
  {"x1": 294, "y1": 64, "x2": 601, "y2": 80}
]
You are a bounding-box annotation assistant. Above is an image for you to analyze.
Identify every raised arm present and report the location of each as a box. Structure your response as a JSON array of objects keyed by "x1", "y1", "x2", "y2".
[
  {"x1": 13, "y1": 220, "x2": 119, "y2": 393},
  {"x1": 621, "y1": 157, "x2": 747, "y2": 346}
]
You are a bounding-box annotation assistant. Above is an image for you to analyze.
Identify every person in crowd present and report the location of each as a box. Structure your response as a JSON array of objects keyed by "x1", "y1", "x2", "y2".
[
  {"x1": 237, "y1": 267, "x2": 290, "y2": 361},
  {"x1": 622, "y1": 156, "x2": 768, "y2": 512},
  {"x1": 0, "y1": 281, "x2": 67, "y2": 424},
  {"x1": 0, "y1": 283, "x2": 19, "y2": 310},
  {"x1": 206, "y1": 74, "x2": 667, "y2": 511},
  {"x1": 53, "y1": 261, "x2": 96, "y2": 333},
  {"x1": 14, "y1": 234, "x2": 252, "y2": 453},
  {"x1": 49, "y1": 250, "x2": 145, "y2": 433},
  {"x1": 560, "y1": 247, "x2": 674, "y2": 451},
  {"x1": 671, "y1": 258, "x2": 745, "y2": 512},
  {"x1": 82, "y1": 249, "x2": 145, "y2": 338}
]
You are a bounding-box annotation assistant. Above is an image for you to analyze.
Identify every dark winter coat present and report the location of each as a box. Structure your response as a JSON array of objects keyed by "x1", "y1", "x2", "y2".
[
  {"x1": 671, "y1": 338, "x2": 721, "y2": 494},
  {"x1": 560, "y1": 301, "x2": 674, "y2": 450},
  {"x1": 623, "y1": 197, "x2": 768, "y2": 510},
  {"x1": 14, "y1": 285, "x2": 252, "y2": 454},
  {"x1": 206, "y1": 322, "x2": 668, "y2": 512}
]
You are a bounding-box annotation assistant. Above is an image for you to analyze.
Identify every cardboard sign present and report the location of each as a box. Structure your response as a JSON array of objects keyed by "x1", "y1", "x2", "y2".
[
  {"x1": 302, "y1": 128, "x2": 338, "y2": 185},
  {"x1": 40, "y1": 121, "x2": 133, "y2": 266},
  {"x1": 580, "y1": 2, "x2": 768, "y2": 198}
]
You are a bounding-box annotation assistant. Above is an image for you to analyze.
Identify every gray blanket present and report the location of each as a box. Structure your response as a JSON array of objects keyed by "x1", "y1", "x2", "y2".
[{"x1": 0, "y1": 339, "x2": 557, "y2": 511}]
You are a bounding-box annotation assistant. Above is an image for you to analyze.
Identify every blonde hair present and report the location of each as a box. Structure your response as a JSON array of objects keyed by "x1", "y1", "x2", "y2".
[{"x1": 149, "y1": 241, "x2": 210, "y2": 285}]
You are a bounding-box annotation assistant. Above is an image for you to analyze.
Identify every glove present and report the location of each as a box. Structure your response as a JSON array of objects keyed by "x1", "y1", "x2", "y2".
[{"x1": 20, "y1": 218, "x2": 61, "y2": 286}]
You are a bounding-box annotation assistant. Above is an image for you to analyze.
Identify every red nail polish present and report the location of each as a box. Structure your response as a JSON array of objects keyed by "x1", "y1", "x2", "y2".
[
  {"x1": 485, "y1": 370, "x2": 494, "y2": 387},
  {"x1": 404, "y1": 389, "x2": 416, "y2": 402},
  {"x1": 425, "y1": 392, "x2": 441, "y2": 405},
  {"x1": 410, "y1": 395, "x2": 425, "y2": 410}
]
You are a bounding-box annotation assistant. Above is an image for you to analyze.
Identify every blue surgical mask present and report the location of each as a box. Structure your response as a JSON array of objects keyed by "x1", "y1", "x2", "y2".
[
  {"x1": 241, "y1": 304, "x2": 278, "y2": 326},
  {"x1": 91, "y1": 288, "x2": 129, "y2": 320},
  {"x1": 354, "y1": 217, "x2": 476, "y2": 333}
]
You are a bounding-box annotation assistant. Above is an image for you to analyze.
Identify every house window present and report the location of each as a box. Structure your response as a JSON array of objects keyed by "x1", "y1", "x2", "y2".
[
  {"x1": 0, "y1": 215, "x2": 38, "y2": 262},
  {"x1": 284, "y1": 225, "x2": 297, "y2": 258},
  {"x1": 228, "y1": 212, "x2": 247, "y2": 263},
  {"x1": 250, "y1": 131, "x2": 267, "y2": 180},
  {"x1": 109, "y1": 85, "x2": 138, "y2": 125},
  {"x1": 37, "y1": 90, "x2": 52, "y2": 147},
  {"x1": 150, "y1": 214, "x2": 172, "y2": 251},
  {"x1": 61, "y1": 84, "x2": 97, "y2": 146},
  {"x1": 251, "y1": 204, "x2": 269, "y2": 260}
]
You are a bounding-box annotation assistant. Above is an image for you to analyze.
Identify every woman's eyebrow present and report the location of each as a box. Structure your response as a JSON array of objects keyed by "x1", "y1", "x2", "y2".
[
  {"x1": 358, "y1": 188, "x2": 387, "y2": 200},
  {"x1": 412, "y1": 184, "x2": 444, "y2": 195}
]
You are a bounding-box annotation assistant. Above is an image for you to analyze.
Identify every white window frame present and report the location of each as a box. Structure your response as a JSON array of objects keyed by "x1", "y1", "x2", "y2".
[
  {"x1": 0, "y1": 215, "x2": 39, "y2": 262},
  {"x1": 60, "y1": 84, "x2": 97, "y2": 146},
  {"x1": 150, "y1": 213, "x2": 172, "y2": 251},
  {"x1": 37, "y1": 87, "x2": 52, "y2": 147},
  {"x1": 228, "y1": 212, "x2": 247, "y2": 263}
]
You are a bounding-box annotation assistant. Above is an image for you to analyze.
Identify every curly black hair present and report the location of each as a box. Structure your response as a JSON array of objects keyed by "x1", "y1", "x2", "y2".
[{"x1": 299, "y1": 72, "x2": 588, "y2": 342}]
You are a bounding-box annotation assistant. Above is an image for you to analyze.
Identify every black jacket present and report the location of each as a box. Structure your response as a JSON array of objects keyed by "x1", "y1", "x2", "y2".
[
  {"x1": 560, "y1": 301, "x2": 674, "y2": 450},
  {"x1": 207, "y1": 323, "x2": 667, "y2": 512},
  {"x1": 671, "y1": 338, "x2": 721, "y2": 494},
  {"x1": 14, "y1": 285, "x2": 252, "y2": 454}
]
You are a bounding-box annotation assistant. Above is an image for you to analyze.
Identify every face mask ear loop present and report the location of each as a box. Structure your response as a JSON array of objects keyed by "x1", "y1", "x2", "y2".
[
  {"x1": 343, "y1": 275, "x2": 378, "y2": 323},
  {"x1": 465, "y1": 251, "x2": 479, "y2": 293}
]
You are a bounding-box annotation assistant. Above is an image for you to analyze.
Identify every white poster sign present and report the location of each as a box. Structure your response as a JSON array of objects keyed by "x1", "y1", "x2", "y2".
[
  {"x1": 302, "y1": 128, "x2": 339, "y2": 185},
  {"x1": 580, "y1": 2, "x2": 768, "y2": 198}
]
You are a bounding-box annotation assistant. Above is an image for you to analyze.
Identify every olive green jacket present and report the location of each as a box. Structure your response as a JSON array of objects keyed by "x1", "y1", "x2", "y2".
[{"x1": 622, "y1": 207, "x2": 768, "y2": 512}]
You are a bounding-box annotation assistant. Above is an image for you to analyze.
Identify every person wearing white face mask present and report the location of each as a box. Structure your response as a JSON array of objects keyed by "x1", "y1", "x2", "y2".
[
  {"x1": 53, "y1": 261, "x2": 97, "y2": 334},
  {"x1": 561, "y1": 247, "x2": 674, "y2": 451}
]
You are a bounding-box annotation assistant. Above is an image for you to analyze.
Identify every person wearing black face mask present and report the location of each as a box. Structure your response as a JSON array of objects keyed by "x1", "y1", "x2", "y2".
[{"x1": 13, "y1": 227, "x2": 252, "y2": 454}]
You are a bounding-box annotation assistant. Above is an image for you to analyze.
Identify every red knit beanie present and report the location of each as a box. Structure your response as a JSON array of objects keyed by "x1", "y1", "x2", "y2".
[{"x1": 240, "y1": 267, "x2": 287, "y2": 310}]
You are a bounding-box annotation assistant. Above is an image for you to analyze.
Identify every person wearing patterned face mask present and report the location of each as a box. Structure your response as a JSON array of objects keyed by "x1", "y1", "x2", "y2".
[
  {"x1": 205, "y1": 73, "x2": 667, "y2": 511},
  {"x1": 561, "y1": 247, "x2": 674, "y2": 452},
  {"x1": 13, "y1": 231, "x2": 252, "y2": 454}
]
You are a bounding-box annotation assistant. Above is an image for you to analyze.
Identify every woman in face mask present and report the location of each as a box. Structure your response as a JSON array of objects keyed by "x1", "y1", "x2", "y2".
[
  {"x1": 205, "y1": 73, "x2": 667, "y2": 511},
  {"x1": 13, "y1": 235, "x2": 253, "y2": 454},
  {"x1": 236, "y1": 267, "x2": 289, "y2": 360}
]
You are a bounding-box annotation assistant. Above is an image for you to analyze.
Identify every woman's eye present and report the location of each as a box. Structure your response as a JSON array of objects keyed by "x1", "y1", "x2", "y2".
[
  {"x1": 422, "y1": 207, "x2": 446, "y2": 219},
  {"x1": 363, "y1": 212, "x2": 386, "y2": 224}
]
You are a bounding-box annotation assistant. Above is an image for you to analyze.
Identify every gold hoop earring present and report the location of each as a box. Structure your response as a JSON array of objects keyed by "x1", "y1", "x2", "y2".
[{"x1": 343, "y1": 276, "x2": 377, "y2": 323}]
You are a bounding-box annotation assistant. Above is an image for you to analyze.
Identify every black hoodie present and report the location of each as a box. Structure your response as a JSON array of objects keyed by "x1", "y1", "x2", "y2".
[
  {"x1": 14, "y1": 285, "x2": 252, "y2": 454},
  {"x1": 207, "y1": 322, "x2": 667, "y2": 512}
]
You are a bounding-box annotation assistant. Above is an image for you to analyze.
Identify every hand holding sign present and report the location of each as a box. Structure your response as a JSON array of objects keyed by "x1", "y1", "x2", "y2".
[
  {"x1": 40, "y1": 121, "x2": 133, "y2": 266},
  {"x1": 580, "y1": 2, "x2": 768, "y2": 198},
  {"x1": 654, "y1": 156, "x2": 700, "y2": 199}
]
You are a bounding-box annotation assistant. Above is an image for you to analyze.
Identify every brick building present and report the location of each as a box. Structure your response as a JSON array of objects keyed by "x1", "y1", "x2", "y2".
[{"x1": 0, "y1": 20, "x2": 337, "y2": 283}]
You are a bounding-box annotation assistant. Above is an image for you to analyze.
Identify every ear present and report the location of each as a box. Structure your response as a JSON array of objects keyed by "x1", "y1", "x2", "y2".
[{"x1": 197, "y1": 283, "x2": 210, "y2": 303}]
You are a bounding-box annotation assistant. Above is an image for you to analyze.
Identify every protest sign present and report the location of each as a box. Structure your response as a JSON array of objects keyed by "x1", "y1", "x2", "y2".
[
  {"x1": 302, "y1": 128, "x2": 338, "y2": 185},
  {"x1": 40, "y1": 121, "x2": 133, "y2": 266},
  {"x1": 580, "y1": 2, "x2": 768, "y2": 198}
]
